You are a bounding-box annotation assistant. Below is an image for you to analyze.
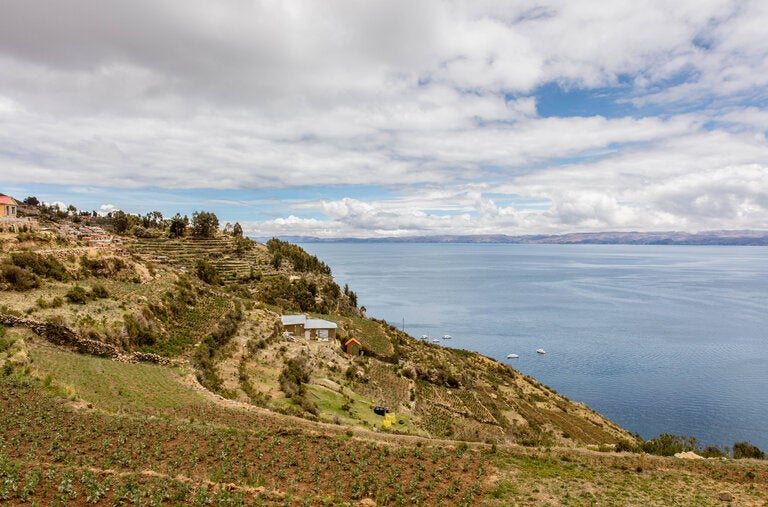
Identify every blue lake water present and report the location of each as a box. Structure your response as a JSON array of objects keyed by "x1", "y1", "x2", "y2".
[{"x1": 299, "y1": 243, "x2": 768, "y2": 450}]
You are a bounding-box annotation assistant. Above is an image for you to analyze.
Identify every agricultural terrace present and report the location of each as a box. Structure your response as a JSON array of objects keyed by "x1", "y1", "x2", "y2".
[{"x1": 0, "y1": 374, "x2": 488, "y2": 505}]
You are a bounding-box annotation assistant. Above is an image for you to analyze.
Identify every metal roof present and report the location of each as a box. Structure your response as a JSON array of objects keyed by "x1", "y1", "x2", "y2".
[
  {"x1": 281, "y1": 314, "x2": 337, "y2": 329},
  {"x1": 305, "y1": 318, "x2": 337, "y2": 330},
  {"x1": 281, "y1": 314, "x2": 306, "y2": 326}
]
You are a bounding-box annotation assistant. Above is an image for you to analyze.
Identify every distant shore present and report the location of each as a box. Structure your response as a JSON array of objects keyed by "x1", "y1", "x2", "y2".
[{"x1": 258, "y1": 230, "x2": 768, "y2": 246}]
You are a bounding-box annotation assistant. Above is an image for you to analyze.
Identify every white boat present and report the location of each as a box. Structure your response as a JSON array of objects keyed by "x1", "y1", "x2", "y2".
[
  {"x1": 536, "y1": 348, "x2": 546, "y2": 354},
  {"x1": 506, "y1": 354, "x2": 519, "y2": 359},
  {"x1": 442, "y1": 334, "x2": 452, "y2": 339},
  {"x1": 421, "y1": 335, "x2": 429, "y2": 341},
  {"x1": 431, "y1": 338, "x2": 441, "y2": 343}
]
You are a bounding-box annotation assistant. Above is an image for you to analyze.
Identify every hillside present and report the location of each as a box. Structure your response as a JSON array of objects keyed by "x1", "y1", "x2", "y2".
[{"x1": 1, "y1": 223, "x2": 767, "y2": 505}]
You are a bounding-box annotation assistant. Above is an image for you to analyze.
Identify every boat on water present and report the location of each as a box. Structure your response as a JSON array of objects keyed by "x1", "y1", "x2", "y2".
[
  {"x1": 420, "y1": 335, "x2": 429, "y2": 341},
  {"x1": 536, "y1": 348, "x2": 546, "y2": 354},
  {"x1": 442, "y1": 334, "x2": 452, "y2": 339},
  {"x1": 431, "y1": 338, "x2": 441, "y2": 343},
  {"x1": 506, "y1": 354, "x2": 519, "y2": 359}
]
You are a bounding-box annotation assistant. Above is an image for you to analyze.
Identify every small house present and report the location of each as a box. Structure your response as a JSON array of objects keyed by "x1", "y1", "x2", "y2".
[
  {"x1": 0, "y1": 194, "x2": 36, "y2": 232},
  {"x1": 281, "y1": 314, "x2": 338, "y2": 341},
  {"x1": 344, "y1": 337, "x2": 362, "y2": 356},
  {"x1": 0, "y1": 195, "x2": 18, "y2": 218}
]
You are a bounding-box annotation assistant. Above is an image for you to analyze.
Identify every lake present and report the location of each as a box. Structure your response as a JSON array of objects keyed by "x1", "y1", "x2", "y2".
[{"x1": 299, "y1": 242, "x2": 768, "y2": 450}]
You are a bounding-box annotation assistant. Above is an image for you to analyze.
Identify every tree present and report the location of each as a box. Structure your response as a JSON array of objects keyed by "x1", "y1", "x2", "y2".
[
  {"x1": 191, "y1": 211, "x2": 219, "y2": 238},
  {"x1": 142, "y1": 210, "x2": 164, "y2": 229},
  {"x1": 23, "y1": 196, "x2": 39, "y2": 206},
  {"x1": 111, "y1": 210, "x2": 129, "y2": 234},
  {"x1": 168, "y1": 213, "x2": 188, "y2": 238},
  {"x1": 232, "y1": 222, "x2": 243, "y2": 238}
]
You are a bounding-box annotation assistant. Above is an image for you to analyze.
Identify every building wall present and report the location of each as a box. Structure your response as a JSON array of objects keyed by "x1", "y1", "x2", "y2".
[
  {"x1": 283, "y1": 323, "x2": 304, "y2": 336},
  {"x1": 0, "y1": 217, "x2": 36, "y2": 232},
  {"x1": 1, "y1": 204, "x2": 17, "y2": 218},
  {"x1": 306, "y1": 327, "x2": 336, "y2": 340}
]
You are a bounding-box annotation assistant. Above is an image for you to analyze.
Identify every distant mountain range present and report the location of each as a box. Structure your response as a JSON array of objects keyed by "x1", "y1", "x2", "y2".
[{"x1": 260, "y1": 230, "x2": 768, "y2": 246}]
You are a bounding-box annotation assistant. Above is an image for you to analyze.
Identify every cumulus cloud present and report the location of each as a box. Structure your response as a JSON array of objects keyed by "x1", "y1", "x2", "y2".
[
  {"x1": 98, "y1": 204, "x2": 118, "y2": 216},
  {"x1": 1, "y1": 0, "x2": 767, "y2": 236}
]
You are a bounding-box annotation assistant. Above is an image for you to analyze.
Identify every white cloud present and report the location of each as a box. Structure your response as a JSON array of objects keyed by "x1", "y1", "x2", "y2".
[
  {"x1": 98, "y1": 204, "x2": 118, "y2": 216},
  {"x1": 1, "y1": 1, "x2": 767, "y2": 236}
]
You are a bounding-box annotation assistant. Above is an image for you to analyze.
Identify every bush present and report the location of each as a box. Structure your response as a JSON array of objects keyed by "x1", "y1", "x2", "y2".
[
  {"x1": 614, "y1": 440, "x2": 640, "y2": 453},
  {"x1": 279, "y1": 355, "x2": 312, "y2": 397},
  {"x1": 642, "y1": 434, "x2": 699, "y2": 457},
  {"x1": 65, "y1": 285, "x2": 89, "y2": 304},
  {"x1": 80, "y1": 255, "x2": 126, "y2": 278},
  {"x1": 0, "y1": 333, "x2": 15, "y2": 353},
  {"x1": 195, "y1": 259, "x2": 221, "y2": 285},
  {"x1": 123, "y1": 310, "x2": 160, "y2": 347},
  {"x1": 1, "y1": 265, "x2": 39, "y2": 291},
  {"x1": 10, "y1": 251, "x2": 69, "y2": 281},
  {"x1": 90, "y1": 283, "x2": 109, "y2": 299},
  {"x1": 733, "y1": 441, "x2": 766, "y2": 460}
]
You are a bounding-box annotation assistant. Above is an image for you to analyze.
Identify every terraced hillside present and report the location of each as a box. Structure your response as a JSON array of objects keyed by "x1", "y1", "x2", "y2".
[
  {"x1": 1, "y1": 228, "x2": 636, "y2": 447},
  {"x1": 2, "y1": 224, "x2": 767, "y2": 505},
  {"x1": 126, "y1": 236, "x2": 274, "y2": 283}
]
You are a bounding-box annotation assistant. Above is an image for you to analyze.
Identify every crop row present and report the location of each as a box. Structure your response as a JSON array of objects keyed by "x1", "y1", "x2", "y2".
[{"x1": 0, "y1": 379, "x2": 488, "y2": 505}]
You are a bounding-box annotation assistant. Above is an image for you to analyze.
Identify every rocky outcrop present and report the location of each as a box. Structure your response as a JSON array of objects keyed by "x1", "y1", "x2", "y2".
[{"x1": 0, "y1": 314, "x2": 169, "y2": 365}]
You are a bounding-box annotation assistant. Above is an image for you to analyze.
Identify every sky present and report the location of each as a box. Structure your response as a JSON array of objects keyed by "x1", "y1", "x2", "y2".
[{"x1": 1, "y1": 0, "x2": 768, "y2": 238}]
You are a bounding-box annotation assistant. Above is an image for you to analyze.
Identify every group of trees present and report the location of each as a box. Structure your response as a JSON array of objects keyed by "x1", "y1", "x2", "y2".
[
  {"x1": 18, "y1": 195, "x2": 233, "y2": 240},
  {"x1": 108, "y1": 209, "x2": 229, "y2": 239},
  {"x1": 266, "y1": 238, "x2": 332, "y2": 274}
]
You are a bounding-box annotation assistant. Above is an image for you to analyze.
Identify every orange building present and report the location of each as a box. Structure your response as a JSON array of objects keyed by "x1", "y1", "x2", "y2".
[
  {"x1": 0, "y1": 195, "x2": 18, "y2": 218},
  {"x1": 344, "y1": 338, "x2": 362, "y2": 356}
]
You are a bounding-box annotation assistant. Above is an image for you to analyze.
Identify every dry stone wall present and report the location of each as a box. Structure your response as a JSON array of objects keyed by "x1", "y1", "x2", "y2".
[{"x1": 0, "y1": 314, "x2": 169, "y2": 365}]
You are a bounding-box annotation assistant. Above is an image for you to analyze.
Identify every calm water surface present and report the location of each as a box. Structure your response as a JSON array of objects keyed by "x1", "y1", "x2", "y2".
[{"x1": 299, "y1": 243, "x2": 768, "y2": 449}]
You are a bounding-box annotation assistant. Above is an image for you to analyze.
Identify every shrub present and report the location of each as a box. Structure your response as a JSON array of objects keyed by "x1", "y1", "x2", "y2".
[
  {"x1": 9, "y1": 251, "x2": 69, "y2": 281},
  {"x1": 0, "y1": 333, "x2": 15, "y2": 353},
  {"x1": 279, "y1": 355, "x2": 312, "y2": 397},
  {"x1": 614, "y1": 440, "x2": 640, "y2": 453},
  {"x1": 733, "y1": 441, "x2": 766, "y2": 460},
  {"x1": 195, "y1": 259, "x2": 221, "y2": 285},
  {"x1": 123, "y1": 310, "x2": 159, "y2": 347},
  {"x1": 642, "y1": 434, "x2": 699, "y2": 457},
  {"x1": 701, "y1": 445, "x2": 726, "y2": 458},
  {"x1": 65, "y1": 285, "x2": 89, "y2": 304},
  {"x1": 80, "y1": 255, "x2": 126, "y2": 278},
  {"x1": 1, "y1": 265, "x2": 39, "y2": 291},
  {"x1": 90, "y1": 283, "x2": 109, "y2": 299}
]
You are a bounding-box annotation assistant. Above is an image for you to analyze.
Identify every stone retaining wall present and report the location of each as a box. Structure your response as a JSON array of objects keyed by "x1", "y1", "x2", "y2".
[{"x1": 0, "y1": 314, "x2": 169, "y2": 365}]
